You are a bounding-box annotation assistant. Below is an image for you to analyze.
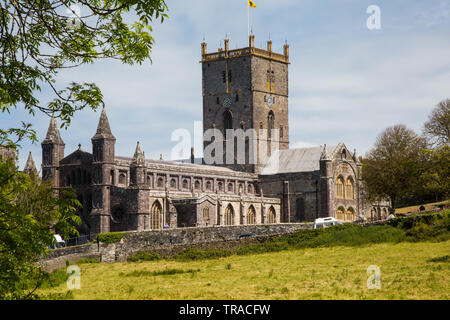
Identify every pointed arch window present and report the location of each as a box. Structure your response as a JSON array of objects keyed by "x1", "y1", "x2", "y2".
[
  {"x1": 224, "y1": 204, "x2": 234, "y2": 226},
  {"x1": 268, "y1": 111, "x2": 274, "y2": 139},
  {"x1": 150, "y1": 201, "x2": 163, "y2": 230},
  {"x1": 224, "y1": 110, "x2": 233, "y2": 131},
  {"x1": 247, "y1": 206, "x2": 256, "y2": 225},
  {"x1": 345, "y1": 177, "x2": 354, "y2": 200},
  {"x1": 267, "y1": 207, "x2": 276, "y2": 224},
  {"x1": 336, "y1": 176, "x2": 344, "y2": 198},
  {"x1": 203, "y1": 207, "x2": 210, "y2": 222}
]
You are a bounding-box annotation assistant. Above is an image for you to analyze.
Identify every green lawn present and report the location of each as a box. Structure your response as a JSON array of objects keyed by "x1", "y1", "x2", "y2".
[{"x1": 38, "y1": 240, "x2": 449, "y2": 300}]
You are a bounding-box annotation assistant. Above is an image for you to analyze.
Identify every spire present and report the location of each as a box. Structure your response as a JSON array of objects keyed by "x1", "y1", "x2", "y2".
[
  {"x1": 44, "y1": 115, "x2": 64, "y2": 144},
  {"x1": 353, "y1": 148, "x2": 361, "y2": 165},
  {"x1": 93, "y1": 106, "x2": 114, "y2": 139},
  {"x1": 132, "y1": 141, "x2": 145, "y2": 166},
  {"x1": 320, "y1": 144, "x2": 331, "y2": 161},
  {"x1": 23, "y1": 152, "x2": 37, "y2": 174}
]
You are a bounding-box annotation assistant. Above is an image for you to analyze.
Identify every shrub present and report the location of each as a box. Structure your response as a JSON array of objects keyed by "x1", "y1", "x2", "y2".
[
  {"x1": 76, "y1": 258, "x2": 99, "y2": 264},
  {"x1": 127, "y1": 251, "x2": 162, "y2": 262},
  {"x1": 95, "y1": 232, "x2": 129, "y2": 244}
]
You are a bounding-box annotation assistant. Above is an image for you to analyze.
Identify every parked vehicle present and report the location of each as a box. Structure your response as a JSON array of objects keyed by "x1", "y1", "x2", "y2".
[
  {"x1": 313, "y1": 217, "x2": 342, "y2": 229},
  {"x1": 51, "y1": 234, "x2": 66, "y2": 249}
]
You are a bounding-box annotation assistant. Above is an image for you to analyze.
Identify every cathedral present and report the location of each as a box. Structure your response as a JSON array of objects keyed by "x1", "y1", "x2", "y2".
[{"x1": 33, "y1": 35, "x2": 390, "y2": 235}]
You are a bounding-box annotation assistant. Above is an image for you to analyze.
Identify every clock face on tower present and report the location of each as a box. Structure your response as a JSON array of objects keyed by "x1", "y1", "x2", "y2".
[
  {"x1": 266, "y1": 96, "x2": 274, "y2": 108},
  {"x1": 223, "y1": 95, "x2": 232, "y2": 108}
]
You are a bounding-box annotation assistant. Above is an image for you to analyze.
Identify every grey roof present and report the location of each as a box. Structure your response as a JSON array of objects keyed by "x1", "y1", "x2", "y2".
[{"x1": 259, "y1": 145, "x2": 338, "y2": 175}]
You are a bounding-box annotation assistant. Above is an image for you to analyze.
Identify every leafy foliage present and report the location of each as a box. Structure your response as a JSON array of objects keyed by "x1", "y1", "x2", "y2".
[
  {"x1": 362, "y1": 124, "x2": 428, "y2": 209},
  {"x1": 0, "y1": 158, "x2": 81, "y2": 299},
  {"x1": 95, "y1": 231, "x2": 129, "y2": 244},
  {"x1": 423, "y1": 99, "x2": 450, "y2": 147},
  {"x1": 0, "y1": 0, "x2": 168, "y2": 146}
]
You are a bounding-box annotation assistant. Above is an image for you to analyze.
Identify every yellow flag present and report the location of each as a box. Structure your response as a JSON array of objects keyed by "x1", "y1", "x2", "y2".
[{"x1": 248, "y1": 0, "x2": 257, "y2": 8}]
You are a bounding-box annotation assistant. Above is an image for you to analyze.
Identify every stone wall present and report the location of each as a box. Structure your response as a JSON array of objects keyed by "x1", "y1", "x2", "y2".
[{"x1": 38, "y1": 223, "x2": 311, "y2": 271}]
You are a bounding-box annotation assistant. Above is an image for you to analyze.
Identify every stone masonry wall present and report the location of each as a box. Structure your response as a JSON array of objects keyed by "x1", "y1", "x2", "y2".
[{"x1": 38, "y1": 223, "x2": 311, "y2": 271}]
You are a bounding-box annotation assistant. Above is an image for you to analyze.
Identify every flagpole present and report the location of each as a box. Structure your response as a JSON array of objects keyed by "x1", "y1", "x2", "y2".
[{"x1": 248, "y1": 3, "x2": 250, "y2": 36}]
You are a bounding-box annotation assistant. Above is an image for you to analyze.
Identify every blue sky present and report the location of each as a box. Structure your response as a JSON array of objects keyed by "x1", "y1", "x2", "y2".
[{"x1": 2, "y1": 0, "x2": 450, "y2": 170}]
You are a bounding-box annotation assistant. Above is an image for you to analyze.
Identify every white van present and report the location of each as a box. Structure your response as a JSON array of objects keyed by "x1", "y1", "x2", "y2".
[
  {"x1": 313, "y1": 217, "x2": 342, "y2": 229},
  {"x1": 53, "y1": 234, "x2": 66, "y2": 248}
]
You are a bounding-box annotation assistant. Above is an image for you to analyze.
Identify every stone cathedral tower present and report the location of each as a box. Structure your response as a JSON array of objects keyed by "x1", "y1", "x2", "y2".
[{"x1": 202, "y1": 34, "x2": 290, "y2": 173}]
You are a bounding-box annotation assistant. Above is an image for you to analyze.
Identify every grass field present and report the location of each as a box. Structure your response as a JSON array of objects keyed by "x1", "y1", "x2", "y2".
[
  {"x1": 395, "y1": 200, "x2": 449, "y2": 214},
  {"x1": 37, "y1": 240, "x2": 449, "y2": 300}
]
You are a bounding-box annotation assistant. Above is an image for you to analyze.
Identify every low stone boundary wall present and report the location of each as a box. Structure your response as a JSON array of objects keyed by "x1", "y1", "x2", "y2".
[{"x1": 38, "y1": 223, "x2": 312, "y2": 271}]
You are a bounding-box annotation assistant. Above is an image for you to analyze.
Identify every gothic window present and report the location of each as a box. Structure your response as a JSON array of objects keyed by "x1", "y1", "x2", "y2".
[
  {"x1": 336, "y1": 176, "x2": 344, "y2": 198},
  {"x1": 267, "y1": 207, "x2": 276, "y2": 224},
  {"x1": 336, "y1": 207, "x2": 345, "y2": 221},
  {"x1": 222, "y1": 71, "x2": 226, "y2": 83},
  {"x1": 345, "y1": 178, "x2": 354, "y2": 200},
  {"x1": 203, "y1": 207, "x2": 210, "y2": 222},
  {"x1": 157, "y1": 177, "x2": 164, "y2": 188},
  {"x1": 228, "y1": 70, "x2": 232, "y2": 82},
  {"x1": 206, "y1": 181, "x2": 212, "y2": 191},
  {"x1": 224, "y1": 204, "x2": 234, "y2": 226},
  {"x1": 235, "y1": 94, "x2": 239, "y2": 102},
  {"x1": 218, "y1": 182, "x2": 223, "y2": 192},
  {"x1": 346, "y1": 207, "x2": 355, "y2": 221},
  {"x1": 238, "y1": 184, "x2": 243, "y2": 194},
  {"x1": 247, "y1": 184, "x2": 253, "y2": 194},
  {"x1": 110, "y1": 170, "x2": 115, "y2": 185},
  {"x1": 119, "y1": 173, "x2": 126, "y2": 185},
  {"x1": 247, "y1": 206, "x2": 256, "y2": 225},
  {"x1": 195, "y1": 180, "x2": 201, "y2": 190},
  {"x1": 150, "y1": 201, "x2": 163, "y2": 230},
  {"x1": 227, "y1": 183, "x2": 234, "y2": 193},
  {"x1": 170, "y1": 179, "x2": 176, "y2": 189},
  {"x1": 268, "y1": 111, "x2": 274, "y2": 139},
  {"x1": 182, "y1": 179, "x2": 189, "y2": 189},
  {"x1": 224, "y1": 110, "x2": 233, "y2": 131},
  {"x1": 147, "y1": 176, "x2": 151, "y2": 187},
  {"x1": 280, "y1": 126, "x2": 284, "y2": 138}
]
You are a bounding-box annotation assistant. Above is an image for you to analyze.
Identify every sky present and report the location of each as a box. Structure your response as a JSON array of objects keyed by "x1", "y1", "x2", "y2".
[{"x1": 2, "y1": 0, "x2": 450, "y2": 170}]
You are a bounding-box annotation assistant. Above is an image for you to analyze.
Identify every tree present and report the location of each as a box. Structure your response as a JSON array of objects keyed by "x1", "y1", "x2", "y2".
[
  {"x1": 423, "y1": 99, "x2": 450, "y2": 147},
  {"x1": 0, "y1": 157, "x2": 81, "y2": 299},
  {"x1": 0, "y1": 0, "x2": 168, "y2": 146},
  {"x1": 362, "y1": 125, "x2": 428, "y2": 210},
  {"x1": 418, "y1": 145, "x2": 450, "y2": 202}
]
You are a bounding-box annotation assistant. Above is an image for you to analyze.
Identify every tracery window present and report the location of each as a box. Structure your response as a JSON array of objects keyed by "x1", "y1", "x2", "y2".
[
  {"x1": 345, "y1": 177, "x2": 354, "y2": 200},
  {"x1": 150, "y1": 201, "x2": 163, "y2": 230},
  {"x1": 247, "y1": 206, "x2": 256, "y2": 225},
  {"x1": 336, "y1": 176, "x2": 344, "y2": 198},
  {"x1": 267, "y1": 207, "x2": 276, "y2": 224},
  {"x1": 224, "y1": 204, "x2": 234, "y2": 226}
]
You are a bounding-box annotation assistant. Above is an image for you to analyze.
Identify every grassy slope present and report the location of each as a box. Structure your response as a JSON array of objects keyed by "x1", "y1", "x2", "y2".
[
  {"x1": 395, "y1": 200, "x2": 449, "y2": 214},
  {"x1": 38, "y1": 240, "x2": 449, "y2": 300}
]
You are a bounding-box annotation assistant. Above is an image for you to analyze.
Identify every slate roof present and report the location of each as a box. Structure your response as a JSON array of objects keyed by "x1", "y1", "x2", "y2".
[{"x1": 259, "y1": 145, "x2": 338, "y2": 175}]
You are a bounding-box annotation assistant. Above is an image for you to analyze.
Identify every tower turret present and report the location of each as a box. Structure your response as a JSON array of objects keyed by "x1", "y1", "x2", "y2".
[
  {"x1": 41, "y1": 115, "x2": 65, "y2": 188},
  {"x1": 130, "y1": 141, "x2": 146, "y2": 186},
  {"x1": 90, "y1": 107, "x2": 116, "y2": 233},
  {"x1": 24, "y1": 152, "x2": 37, "y2": 175}
]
